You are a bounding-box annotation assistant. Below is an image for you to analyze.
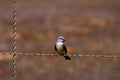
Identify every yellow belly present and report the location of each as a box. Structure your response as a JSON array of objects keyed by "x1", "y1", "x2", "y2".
[{"x1": 56, "y1": 47, "x2": 66, "y2": 55}]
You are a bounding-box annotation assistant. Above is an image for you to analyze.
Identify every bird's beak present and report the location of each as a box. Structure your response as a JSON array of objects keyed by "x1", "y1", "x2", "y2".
[{"x1": 63, "y1": 39, "x2": 66, "y2": 41}]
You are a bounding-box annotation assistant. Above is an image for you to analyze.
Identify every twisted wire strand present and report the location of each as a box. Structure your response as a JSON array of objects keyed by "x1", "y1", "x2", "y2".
[
  {"x1": 17, "y1": 53, "x2": 120, "y2": 58},
  {"x1": 12, "y1": 0, "x2": 17, "y2": 80},
  {"x1": 1, "y1": 52, "x2": 120, "y2": 58}
]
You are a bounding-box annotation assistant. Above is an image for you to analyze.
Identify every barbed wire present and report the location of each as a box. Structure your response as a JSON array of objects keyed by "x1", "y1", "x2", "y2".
[
  {"x1": 17, "y1": 53, "x2": 120, "y2": 58},
  {"x1": 0, "y1": 52, "x2": 120, "y2": 59},
  {"x1": 1, "y1": 52, "x2": 120, "y2": 59},
  {"x1": 1, "y1": 52, "x2": 120, "y2": 58},
  {"x1": 12, "y1": 0, "x2": 17, "y2": 80}
]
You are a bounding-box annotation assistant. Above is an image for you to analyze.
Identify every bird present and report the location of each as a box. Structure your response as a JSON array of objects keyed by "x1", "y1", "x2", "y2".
[{"x1": 54, "y1": 36, "x2": 71, "y2": 60}]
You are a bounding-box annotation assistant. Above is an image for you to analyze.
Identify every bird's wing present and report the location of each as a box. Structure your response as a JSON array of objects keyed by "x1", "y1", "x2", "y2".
[
  {"x1": 54, "y1": 45, "x2": 57, "y2": 51},
  {"x1": 63, "y1": 45, "x2": 67, "y2": 53}
]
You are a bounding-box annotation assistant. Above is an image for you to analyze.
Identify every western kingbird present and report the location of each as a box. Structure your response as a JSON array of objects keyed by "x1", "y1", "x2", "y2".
[{"x1": 54, "y1": 36, "x2": 71, "y2": 60}]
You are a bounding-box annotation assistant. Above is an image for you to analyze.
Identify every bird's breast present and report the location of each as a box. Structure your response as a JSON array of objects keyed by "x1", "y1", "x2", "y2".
[{"x1": 56, "y1": 42, "x2": 63, "y2": 50}]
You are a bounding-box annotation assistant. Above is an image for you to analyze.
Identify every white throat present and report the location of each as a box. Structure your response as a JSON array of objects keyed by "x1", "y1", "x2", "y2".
[{"x1": 56, "y1": 41, "x2": 63, "y2": 47}]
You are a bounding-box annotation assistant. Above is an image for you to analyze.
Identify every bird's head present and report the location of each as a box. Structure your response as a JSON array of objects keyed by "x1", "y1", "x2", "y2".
[{"x1": 57, "y1": 36, "x2": 66, "y2": 42}]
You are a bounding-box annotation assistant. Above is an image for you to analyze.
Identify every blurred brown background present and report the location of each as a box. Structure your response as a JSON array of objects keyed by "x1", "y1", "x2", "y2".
[
  {"x1": 0, "y1": 0, "x2": 12, "y2": 52},
  {"x1": 0, "y1": 1, "x2": 12, "y2": 79},
  {"x1": 0, "y1": 0, "x2": 120, "y2": 80},
  {"x1": 16, "y1": 0, "x2": 120, "y2": 54}
]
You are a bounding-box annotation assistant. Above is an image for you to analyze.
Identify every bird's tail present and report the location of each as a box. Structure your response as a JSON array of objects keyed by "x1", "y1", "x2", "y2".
[{"x1": 64, "y1": 55, "x2": 71, "y2": 60}]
